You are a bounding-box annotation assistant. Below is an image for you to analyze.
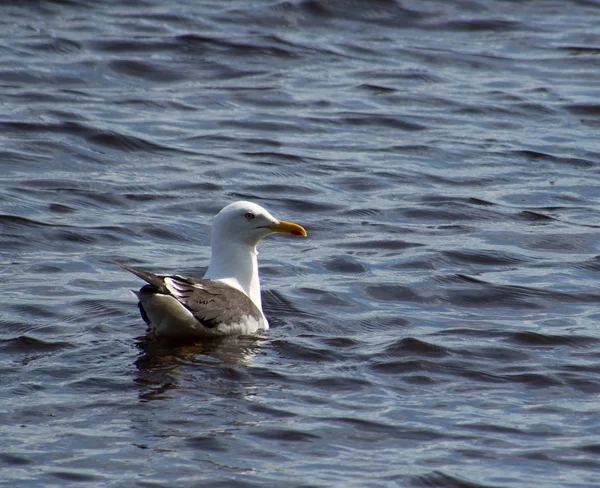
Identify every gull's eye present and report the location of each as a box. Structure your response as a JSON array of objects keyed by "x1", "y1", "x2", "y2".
[{"x1": 245, "y1": 212, "x2": 255, "y2": 220}]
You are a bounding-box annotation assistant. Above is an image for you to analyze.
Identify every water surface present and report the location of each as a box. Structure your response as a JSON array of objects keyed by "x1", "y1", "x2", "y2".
[{"x1": 2, "y1": 1, "x2": 600, "y2": 487}]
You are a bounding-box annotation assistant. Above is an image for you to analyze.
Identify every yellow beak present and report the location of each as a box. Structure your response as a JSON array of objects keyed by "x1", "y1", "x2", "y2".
[{"x1": 265, "y1": 219, "x2": 307, "y2": 237}]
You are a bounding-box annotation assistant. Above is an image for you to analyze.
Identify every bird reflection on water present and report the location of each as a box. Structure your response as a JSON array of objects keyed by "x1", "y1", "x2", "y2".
[{"x1": 133, "y1": 335, "x2": 267, "y2": 402}]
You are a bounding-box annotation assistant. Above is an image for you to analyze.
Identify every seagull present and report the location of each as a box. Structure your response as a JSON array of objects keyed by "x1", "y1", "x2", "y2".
[{"x1": 118, "y1": 201, "x2": 307, "y2": 339}]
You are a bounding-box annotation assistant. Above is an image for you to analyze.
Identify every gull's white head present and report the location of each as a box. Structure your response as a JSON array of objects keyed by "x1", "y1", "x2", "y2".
[
  {"x1": 205, "y1": 201, "x2": 306, "y2": 307},
  {"x1": 211, "y1": 201, "x2": 307, "y2": 248}
]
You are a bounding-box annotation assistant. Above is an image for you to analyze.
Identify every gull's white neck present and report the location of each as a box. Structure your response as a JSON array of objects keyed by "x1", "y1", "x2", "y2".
[{"x1": 203, "y1": 240, "x2": 263, "y2": 311}]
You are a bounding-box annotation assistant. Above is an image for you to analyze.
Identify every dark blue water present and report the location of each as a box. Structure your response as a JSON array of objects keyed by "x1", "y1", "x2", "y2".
[{"x1": 2, "y1": 1, "x2": 600, "y2": 486}]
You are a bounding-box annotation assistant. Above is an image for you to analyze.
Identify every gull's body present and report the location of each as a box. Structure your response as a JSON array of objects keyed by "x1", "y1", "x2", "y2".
[{"x1": 119, "y1": 201, "x2": 306, "y2": 339}]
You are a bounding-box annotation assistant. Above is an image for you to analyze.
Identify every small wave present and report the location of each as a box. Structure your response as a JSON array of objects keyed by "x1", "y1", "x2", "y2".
[
  {"x1": 86, "y1": 130, "x2": 178, "y2": 153},
  {"x1": 411, "y1": 469, "x2": 499, "y2": 488},
  {"x1": 108, "y1": 59, "x2": 186, "y2": 82},
  {"x1": 343, "y1": 239, "x2": 423, "y2": 250},
  {"x1": 434, "y1": 18, "x2": 522, "y2": 32},
  {"x1": 48, "y1": 471, "x2": 105, "y2": 483},
  {"x1": 514, "y1": 150, "x2": 596, "y2": 168},
  {"x1": 319, "y1": 256, "x2": 369, "y2": 274},
  {"x1": 0, "y1": 452, "x2": 33, "y2": 467},
  {"x1": 251, "y1": 428, "x2": 321, "y2": 442},
  {"x1": 507, "y1": 331, "x2": 600, "y2": 348},
  {"x1": 25, "y1": 36, "x2": 81, "y2": 54},
  {"x1": 271, "y1": 338, "x2": 342, "y2": 362},
  {"x1": 440, "y1": 250, "x2": 528, "y2": 266},
  {"x1": 337, "y1": 112, "x2": 427, "y2": 131},
  {"x1": 176, "y1": 34, "x2": 300, "y2": 59},
  {"x1": 383, "y1": 337, "x2": 450, "y2": 357},
  {"x1": 0, "y1": 120, "x2": 180, "y2": 154},
  {"x1": 330, "y1": 416, "x2": 449, "y2": 442},
  {"x1": 0, "y1": 336, "x2": 73, "y2": 353},
  {"x1": 0, "y1": 214, "x2": 53, "y2": 228}
]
